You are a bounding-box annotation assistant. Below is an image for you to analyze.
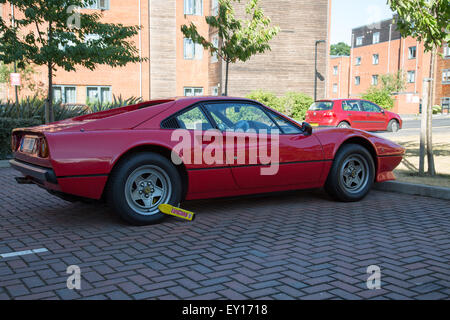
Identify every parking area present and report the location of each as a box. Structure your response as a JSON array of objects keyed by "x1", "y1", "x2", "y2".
[{"x1": 0, "y1": 167, "x2": 449, "y2": 300}]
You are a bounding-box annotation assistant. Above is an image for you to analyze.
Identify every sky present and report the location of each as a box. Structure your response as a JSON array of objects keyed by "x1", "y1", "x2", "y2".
[{"x1": 331, "y1": 0, "x2": 395, "y2": 45}]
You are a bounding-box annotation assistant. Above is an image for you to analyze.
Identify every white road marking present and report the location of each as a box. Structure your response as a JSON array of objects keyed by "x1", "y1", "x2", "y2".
[{"x1": 0, "y1": 248, "x2": 48, "y2": 258}]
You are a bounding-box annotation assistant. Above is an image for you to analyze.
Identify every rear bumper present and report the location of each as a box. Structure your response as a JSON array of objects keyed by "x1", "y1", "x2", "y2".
[{"x1": 9, "y1": 159, "x2": 57, "y2": 184}]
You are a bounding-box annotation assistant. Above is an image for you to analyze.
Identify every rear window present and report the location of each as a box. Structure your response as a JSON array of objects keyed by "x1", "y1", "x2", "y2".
[{"x1": 309, "y1": 101, "x2": 334, "y2": 111}]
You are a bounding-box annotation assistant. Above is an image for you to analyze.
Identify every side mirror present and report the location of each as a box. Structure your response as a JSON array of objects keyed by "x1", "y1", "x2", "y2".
[
  {"x1": 381, "y1": 109, "x2": 385, "y2": 114},
  {"x1": 302, "y1": 122, "x2": 313, "y2": 136}
]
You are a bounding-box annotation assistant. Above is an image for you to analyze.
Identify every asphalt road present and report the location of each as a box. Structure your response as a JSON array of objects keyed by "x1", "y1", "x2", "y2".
[{"x1": 376, "y1": 116, "x2": 450, "y2": 138}]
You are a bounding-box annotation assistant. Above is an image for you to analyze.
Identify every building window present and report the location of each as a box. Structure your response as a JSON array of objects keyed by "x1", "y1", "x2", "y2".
[
  {"x1": 443, "y1": 69, "x2": 450, "y2": 84},
  {"x1": 86, "y1": 86, "x2": 111, "y2": 104},
  {"x1": 211, "y1": 0, "x2": 219, "y2": 16},
  {"x1": 184, "y1": 38, "x2": 203, "y2": 60},
  {"x1": 211, "y1": 34, "x2": 219, "y2": 63},
  {"x1": 355, "y1": 76, "x2": 360, "y2": 86},
  {"x1": 444, "y1": 44, "x2": 450, "y2": 59},
  {"x1": 356, "y1": 36, "x2": 363, "y2": 46},
  {"x1": 184, "y1": 0, "x2": 203, "y2": 15},
  {"x1": 408, "y1": 46, "x2": 417, "y2": 59},
  {"x1": 332, "y1": 84, "x2": 338, "y2": 93},
  {"x1": 372, "y1": 54, "x2": 379, "y2": 65},
  {"x1": 372, "y1": 75, "x2": 379, "y2": 86},
  {"x1": 211, "y1": 86, "x2": 219, "y2": 96},
  {"x1": 53, "y1": 86, "x2": 77, "y2": 104},
  {"x1": 355, "y1": 57, "x2": 361, "y2": 66},
  {"x1": 333, "y1": 66, "x2": 338, "y2": 75},
  {"x1": 442, "y1": 97, "x2": 450, "y2": 113},
  {"x1": 407, "y1": 71, "x2": 416, "y2": 83},
  {"x1": 84, "y1": 0, "x2": 110, "y2": 10},
  {"x1": 184, "y1": 87, "x2": 204, "y2": 96},
  {"x1": 373, "y1": 32, "x2": 380, "y2": 44}
]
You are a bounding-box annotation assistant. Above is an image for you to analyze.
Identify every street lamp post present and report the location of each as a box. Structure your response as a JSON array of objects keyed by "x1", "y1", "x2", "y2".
[
  {"x1": 314, "y1": 40, "x2": 326, "y2": 102},
  {"x1": 11, "y1": 3, "x2": 19, "y2": 105}
]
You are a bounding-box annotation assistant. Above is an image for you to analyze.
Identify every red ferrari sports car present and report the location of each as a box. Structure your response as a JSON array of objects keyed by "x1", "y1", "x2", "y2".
[{"x1": 10, "y1": 97, "x2": 405, "y2": 225}]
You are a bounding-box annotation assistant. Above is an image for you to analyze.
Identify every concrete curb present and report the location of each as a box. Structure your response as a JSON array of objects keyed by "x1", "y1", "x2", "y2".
[
  {"x1": 374, "y1": 181, "x2": 450, "y2": 201},
  {"x1": 0, "y1": 160, "x2": 10, "y2": 168}
]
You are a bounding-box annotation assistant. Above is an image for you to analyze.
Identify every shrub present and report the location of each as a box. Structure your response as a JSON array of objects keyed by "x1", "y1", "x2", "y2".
[
  {"x1": 361, "y1": 87, "x2": 394, "y2": 110},
  {"x1": 87, "y1": 95, "x2": 143, "y2": 113},
  {"x1": 246, "y1": 90, "x2": 313, "y2": 121},
  {"x1": 279, "y1": 92, "x2": 314, "y2": 121},
  {"x1": 432, "y1": 105, "x2": 442, "y2": 114},
  {"x1": 0, "y1": 117, "x2": 42, "y2": 159}
]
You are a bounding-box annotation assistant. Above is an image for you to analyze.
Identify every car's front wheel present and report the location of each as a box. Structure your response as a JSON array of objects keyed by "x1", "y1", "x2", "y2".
[
  {"x1": 325, "y1": 144, "x2": 375, "y2": 202},
  {"x1": 107, "y1": 152, "x2": 182, "y2": 225}
]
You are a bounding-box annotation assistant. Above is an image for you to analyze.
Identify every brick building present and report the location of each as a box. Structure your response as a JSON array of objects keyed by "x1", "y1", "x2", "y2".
[
  {"x1": 0, "y1": 0, "x2": 330, "y2": 104},
  {"x1": 327, "y1": 55, "x2": 350, "y2": 99},
  {"x1": 327, "y1": 16, "x2": 448, "y2": 114}
]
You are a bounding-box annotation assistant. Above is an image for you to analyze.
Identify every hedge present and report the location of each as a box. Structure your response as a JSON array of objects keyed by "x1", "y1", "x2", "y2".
[{"x1": 0, "y1": 117, "x2": 43, "y2": 159}]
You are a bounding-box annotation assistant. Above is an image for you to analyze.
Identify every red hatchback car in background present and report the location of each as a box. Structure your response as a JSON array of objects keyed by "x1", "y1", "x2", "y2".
[{"x1": 305, "y1": 99, "x2": 403, "y2": 132}]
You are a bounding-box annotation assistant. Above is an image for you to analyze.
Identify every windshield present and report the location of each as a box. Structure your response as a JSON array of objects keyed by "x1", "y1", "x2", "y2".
[{"x1": 309, "y1": 101, "x2": 334, "y2": 111}]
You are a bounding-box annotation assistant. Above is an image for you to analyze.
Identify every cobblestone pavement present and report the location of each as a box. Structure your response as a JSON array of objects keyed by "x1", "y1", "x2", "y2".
[{"x1": 0, "y1": 167, "x2": 449, "y2": 300}]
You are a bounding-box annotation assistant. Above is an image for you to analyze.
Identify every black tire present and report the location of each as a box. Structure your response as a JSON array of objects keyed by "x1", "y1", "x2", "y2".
[
  {"x1": 325, "y1": 144, "x2": 375, "y2": 202},
  {"x1": 387, "y1": 119, "x2": 399, "y2": 132},
  {"x1": 106, "y1": 152, "x2": 182, "y2": 225},
  {"x1": 337, "y1": 121, "x2": 351, "y2": 129}
]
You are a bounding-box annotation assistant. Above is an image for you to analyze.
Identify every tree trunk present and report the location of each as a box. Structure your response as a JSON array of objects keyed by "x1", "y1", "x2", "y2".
[
  {"x1": 224, "y1": 60, "x2": 229, "y2": 96},
  {"x1": 45, "y1": 60, "x2": 54, "y2": 123},
  {"x1": 419, "y1": 80, "x2": 428, "y2": 176},
  {"x1": 426, "y1": 48, "x2": 436, "y2": 175}
]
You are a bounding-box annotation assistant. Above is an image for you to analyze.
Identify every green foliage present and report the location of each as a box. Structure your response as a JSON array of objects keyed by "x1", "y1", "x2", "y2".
[
  {"x1": 0, "y1": 117, "x2": 42, "y2": 159},
  {"x1": 0, "y1": 62, "x2": 45, "y2": 97},
  {"x1": 388, "y1": 0, "x2": 450, "y2": 52},
  {"x1": 246, "y1": 90, "x2": 313, "y2": 121},
  {"x1": 280, "y1": 92, "x2": 314, "y2": 121},
  {"x1": 432, "y1": 105, "x2": 442, "y2": 114},
  {"x1": 380, "y1": 70, "x2": 406, "y2": 93},
  {"x1": 181, "y1": 0, "x2": 279, "y2": 94},
  {"x1": 330, "y1": 42, "x2": 350, "y2": 56},
  {"x1": 361, "y1": 87, "x2": 394, "y2": 110},
  {"x1": 87, "y1": 95, "x2": 143, "y2": 113}
]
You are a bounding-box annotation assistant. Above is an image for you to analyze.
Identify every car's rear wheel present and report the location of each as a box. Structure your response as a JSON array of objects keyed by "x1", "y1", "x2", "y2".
[
  {"x1": 107, "y1": 152, "x2": 182, "y2": 225},
  {"x1": 325, "y1": 144, "x2": 375, "y2": 202},
  {"x1": 387, "y1": 119, "x2": 399, "y2": 132},
  {"x1": 337, "y1": 121, "x2": 351, "y2": 129}
]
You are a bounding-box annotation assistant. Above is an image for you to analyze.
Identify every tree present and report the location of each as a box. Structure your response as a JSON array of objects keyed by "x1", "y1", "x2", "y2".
[
  {"x1": 388, "y1": 0, "x2": 449, "y2": 176},
  {"x1": 361, "y1": 87, "x2": 394, "y2": 110},
  {"x1": 0, "y1": 0, "x2": 142, "y2": 123},
  {"x1": 380, "y1": 70, "x2": 406, "y2": 93},
  {"x1": 330, "y1": 42, "x2": 350, "y2": 56},
  {"x1": 181, "y1": 0, "x2": 279, "y2": 96}
]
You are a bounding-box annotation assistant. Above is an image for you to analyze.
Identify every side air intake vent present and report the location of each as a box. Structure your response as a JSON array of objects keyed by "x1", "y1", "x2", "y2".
[{"x1": 161, "y1": 117, "x2": 180, "y2": 129}]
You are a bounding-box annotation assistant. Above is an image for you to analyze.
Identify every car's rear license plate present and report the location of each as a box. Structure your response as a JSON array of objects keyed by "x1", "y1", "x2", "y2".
[
  {"x1": 20, "y1": 137, "x2": 37, "y2": 154},
  {"x1": 310, "y1": 123, "x2": 319, "y2": 127}
]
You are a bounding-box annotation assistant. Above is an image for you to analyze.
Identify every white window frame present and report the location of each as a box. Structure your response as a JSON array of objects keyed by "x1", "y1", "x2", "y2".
[
  {"x1": 372, "y1": 54, "x2": 379, "y2": 65},
  {"x1": 86, "y1": 86, "x2": 112, "y2": 104},
  {"x1": 84, "y1": 0, "x2": 110, "y2": 10},
  {"x1": 443, "y1": 69, "x2": 450, "y2": 84},
  {"x1": 407, "y1": 71, "x2": 416, "y2": 83},
  {"x1": 211, "y1": 34, "x2": 219, "y2": 63},
  {"x1": 444, "y1": 44, "x2": 450, "y2": 59},
  {"x1": 211, "y1": 86, "x2": 219, "y2": 96},
  {"x1": 211, "y1": 0, "x2": 219, "y2": 16},
  {"x1": 373, "y1": 32, "x2": 380, "y2": 44},
  {"x1": 184, "y1": 87, "x2": 204, "y2": 97},
  {"x1": 356, "y1": 36, "x2": 363, "y2": 46},
  {"x1": 372, "y1": 75, "x2": 379, "y2": 86},
  {"x1": 355, "y1": 76, "x2": 360, "y2": 86},
  {"x1": 355, "y1": 57, "x2": 361, "y2": 66},
  {"x1": 333, "y1": 66, "x2": 338, "y2": 75},
  {"x1": 53, "y1": 85, "x2": 77, "y2": 104},
  {"x1": 408, "y1": 46, "x2": 417, "y2": 59},
  {"x1": 184, "y1": 38, "x2": 203, "y2": 60},
  {"x1": 332, "y1": 83, "x2": 338, "y2": 93},
  {"x1": 184, "y1": 0, "x2": 203, "y2": 16}
]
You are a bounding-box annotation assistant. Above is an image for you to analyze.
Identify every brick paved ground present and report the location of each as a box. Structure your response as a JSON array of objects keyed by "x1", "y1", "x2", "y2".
[{"x1": 0, "y1": 167, "x2": 449, "y2": 300}]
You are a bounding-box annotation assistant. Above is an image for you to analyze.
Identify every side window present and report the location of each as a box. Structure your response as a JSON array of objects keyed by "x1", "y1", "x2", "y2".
[
  {"x1": 176, "y1": 106, "x2": 212, "y2": 130},
  {"x1": 268, "y1": 112, "x2": 302, "y2": 134},
  {"x1": 361, "y1": 101, "x2": 381, "y2": 113},
  {"x1": 342, "y1": 100, "x2": 361, "y2": 111}
]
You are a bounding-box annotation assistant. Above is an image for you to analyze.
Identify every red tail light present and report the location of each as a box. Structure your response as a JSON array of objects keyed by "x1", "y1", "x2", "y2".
[
  {"x1": 39, "y1": 138, "x2": 49, "y2": 158},
  {"x1": 11, "y1": 134, "x2": 20, "y2": 152}
]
